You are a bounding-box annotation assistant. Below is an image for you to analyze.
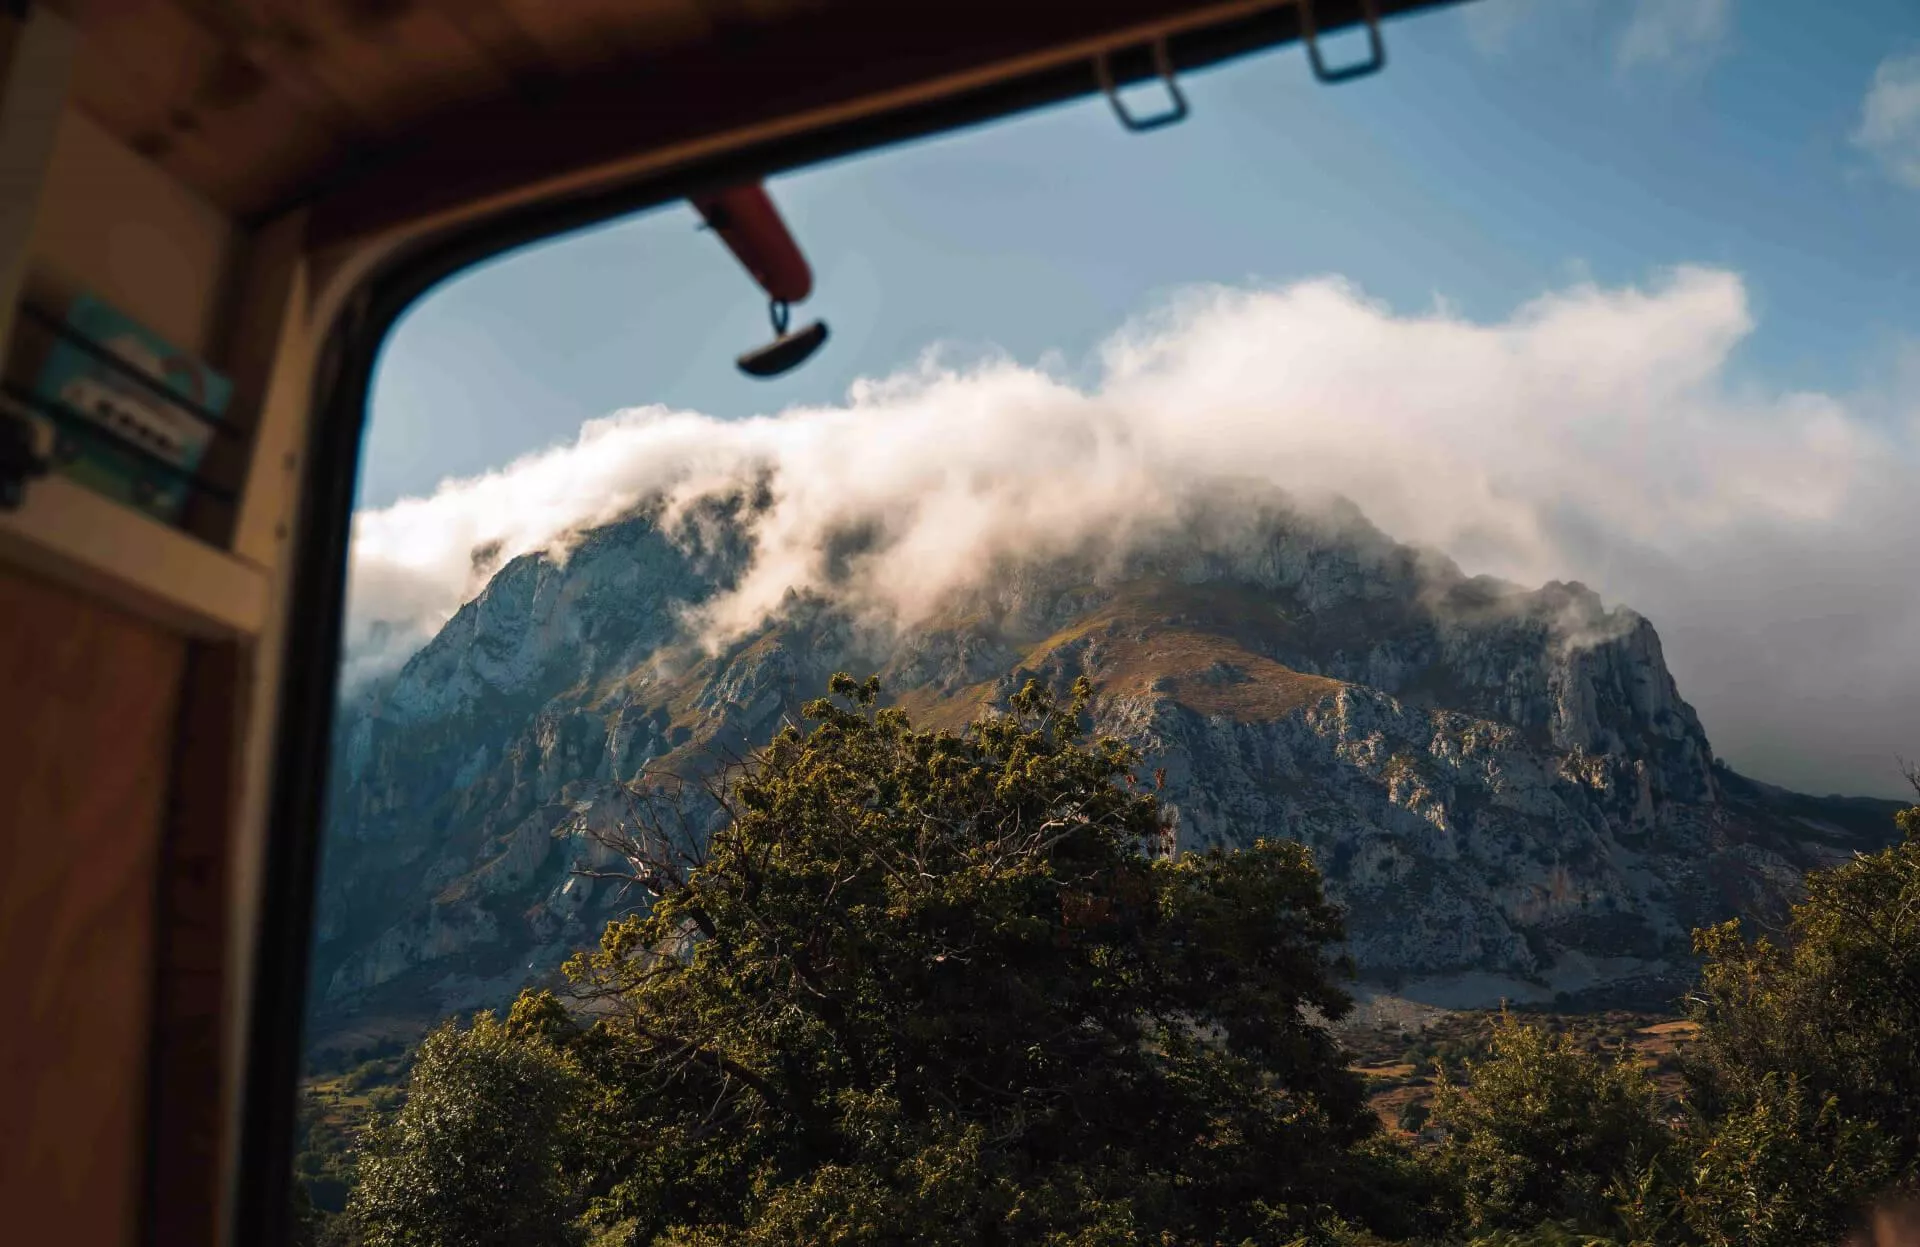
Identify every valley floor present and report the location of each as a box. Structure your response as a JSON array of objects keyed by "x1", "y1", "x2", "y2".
[{"x1": 1336, "y1": 1004, "x2": 1699, "y2": 1138}]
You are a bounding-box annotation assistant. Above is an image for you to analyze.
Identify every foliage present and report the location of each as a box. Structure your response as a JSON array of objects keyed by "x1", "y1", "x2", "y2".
[
  {"x1": 1457, "y1": 1226, "x2": 1629, "y2": 1247},
  {"x1": 1671, "y1": 1072, "x2": 1896, "y2": 1247},
  {"x1": 294, "y1": 1072, "x2": 392, "y2": 1245},
  {"x1": 1321, "y1": 1133, "x2": 1464, "y2": 1244},
  {"x1": 349, "y1": 1011, "x2": 586, "y2": 1247},
  {"x1": 291, "y1": 1179, "x2": 324, "y2": 1247},
  {"x1": 1427, "y1": 1012, "x2": 1670, "y2": 1236},
  {"x1": 1665, "y1": 778, "x2": 1920, "y2": 1245},
  {"x1": 547, "y1": 673, "x2": 1374, "y2": 1244},
  {"x1": 1685, "y1": 793, "x2": 1920, "y2": 1173},
  {"x1": 293, "y1": 1093, "x2": 358, "y2": 1215},
  {"x1": 336, "y1": 688, "x2": 1920, "y2": 1247}
]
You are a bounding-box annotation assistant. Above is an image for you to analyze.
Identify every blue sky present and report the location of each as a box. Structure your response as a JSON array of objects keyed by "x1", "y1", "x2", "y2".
[
  {"x1": 360, "y1": 0, "x2": 1919, "y2": 510},
  {"x1": 347, "y1": 0, "x2": 1920, "y2": 797}
]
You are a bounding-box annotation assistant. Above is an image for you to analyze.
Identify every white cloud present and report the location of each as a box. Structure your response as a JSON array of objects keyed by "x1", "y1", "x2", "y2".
[
  {"x1": 1616, "y1": 0, "x2": 1732, "y2": 71},
  {"x1": 347, "y1": 268, "x2": 1920, "y2": 798},
  {"x1": 1855, "y1": 51, "x2": 1920, "y2": 189}
]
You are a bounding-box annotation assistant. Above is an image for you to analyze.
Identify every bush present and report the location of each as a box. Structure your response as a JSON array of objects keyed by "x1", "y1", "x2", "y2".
[
  {"x1": 1673, "y1": 1073, "x2": 1896, "y2": 1247},
  {"x1": 1684, "y1": 784, "x2": 1920, "y2": 1193},
  {"x1": 1661, "y1": 785, "x2": 1920, "y2": 1247},
  {"x1": 349, "y1": 1012, "x2": 585, "y2": 1247},
  {"x1": 558, "y1": 676, "x2": 1376, "y2": 1244},
  {"x1": 1428, "y1": 1013, "x2": 1669, "y2": 1236}
]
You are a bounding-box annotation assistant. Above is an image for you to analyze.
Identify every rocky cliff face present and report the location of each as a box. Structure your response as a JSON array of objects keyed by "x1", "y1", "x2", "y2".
[{"x1": 308, "y1": 493, "x2": 1903, "y2": 1047}]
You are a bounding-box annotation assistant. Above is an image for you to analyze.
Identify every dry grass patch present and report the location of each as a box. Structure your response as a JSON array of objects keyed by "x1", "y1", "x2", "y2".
[{"x1": 1015, "y1": 580, "x2": 1342, "y2": 723}]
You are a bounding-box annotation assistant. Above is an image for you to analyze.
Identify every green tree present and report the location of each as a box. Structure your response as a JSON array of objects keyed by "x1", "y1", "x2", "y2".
[
  {"x1": 1685, "y1": 782, "x2": 1920, "y2": 1159},
  {"x1": 1673, "y1": 1071, "x2": 1895, "y2": 1247},
  {"x1": 349, "y1": 1011, "x2": 585, "y2": 1247},
  {"x1": 1459, "y1": 1227, "x2": 1627, "y2": 1247},
  {"x1": 1427, "y1": 1013, "x2": 1669, "y2": 1237},
  {"x1": 1672, "y1": 780, "x2": 1920, "y2": 1239},
  {"x1": 560, "y1": 674, "x2": 1376, "y2": 1244},
  {"x1": 290, "y1": 1179, "x2": 323, "y2": 1247}
]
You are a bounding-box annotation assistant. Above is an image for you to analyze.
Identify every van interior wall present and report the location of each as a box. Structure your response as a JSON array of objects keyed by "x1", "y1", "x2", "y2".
[
  {"x1": 0, "y1": 566, "x2": 186, "y2": 1245},
  {"x1": 0, "y1": 16, "x2": 263, "y2": 1243},
  {"x1": 0, "y1": 579, "x2": 249, "y2": 1247}
]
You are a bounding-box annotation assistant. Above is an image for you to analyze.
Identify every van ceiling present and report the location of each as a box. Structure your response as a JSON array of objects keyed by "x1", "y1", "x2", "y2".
[{"x1": 47, "y1": 0, "x2": 1454, "y2": 246}]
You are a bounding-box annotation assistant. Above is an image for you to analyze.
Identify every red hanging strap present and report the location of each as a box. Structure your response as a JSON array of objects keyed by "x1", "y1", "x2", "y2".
[{"x1": 691, "y1": 183, "x2": 813, "y2": 305}]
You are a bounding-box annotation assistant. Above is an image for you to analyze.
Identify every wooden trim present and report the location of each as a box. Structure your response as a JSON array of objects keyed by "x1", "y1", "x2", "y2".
[
  {"x1": 0, "y1": 472, "x2": 270, "y2": 639},
  {"x1": 145, "y1": 640, "x2": 248, "y2": 1247},
  {"x1": 212, "y1": 212, "x2": 311, "y2": 565}
]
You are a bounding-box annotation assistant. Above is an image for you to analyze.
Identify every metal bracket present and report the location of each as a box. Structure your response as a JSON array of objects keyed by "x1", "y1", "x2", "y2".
[
  {"x1": 1300, "y1": 0, "x2": 1386, "y2": 85},
  {"x1": 1095, "y1": 38, "x2": 1188, "y2": 133}
]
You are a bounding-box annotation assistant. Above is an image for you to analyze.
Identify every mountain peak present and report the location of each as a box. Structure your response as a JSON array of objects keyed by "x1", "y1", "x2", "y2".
[{"x1": 310, "y1": 493, "x2": 1900, "y2": 1048}]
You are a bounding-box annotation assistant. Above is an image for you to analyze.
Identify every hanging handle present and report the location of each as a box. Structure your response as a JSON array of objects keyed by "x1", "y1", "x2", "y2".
[
  {"x1": 1095, "y1": 38, "x2": 1188, "y2": 133},
  {"x1": 1300, "y1": 0, "x2": 1386, "y2": 85},
  {"x1": 691, "y1": 183, "x2": 814, "y2": 304}
]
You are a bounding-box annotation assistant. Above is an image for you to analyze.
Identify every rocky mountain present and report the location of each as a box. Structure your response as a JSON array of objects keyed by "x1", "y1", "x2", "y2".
[{"x1": 308, "y1": 490, "x2": 1905, "y2": 1052}]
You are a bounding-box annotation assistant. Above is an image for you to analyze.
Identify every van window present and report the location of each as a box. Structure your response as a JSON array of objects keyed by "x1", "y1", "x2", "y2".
[{"x1": 298, "y1": 4, "x2": 1920, "y2": 1243}]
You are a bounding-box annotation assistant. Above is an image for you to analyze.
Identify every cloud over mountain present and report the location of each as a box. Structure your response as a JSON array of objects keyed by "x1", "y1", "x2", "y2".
[{"x1": 346, "y1": 267, "x2": 1918, "y2": 797}]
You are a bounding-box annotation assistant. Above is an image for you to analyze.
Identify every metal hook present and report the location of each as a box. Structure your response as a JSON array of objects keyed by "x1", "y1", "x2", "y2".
[
  {"x1": 1299, "y1": 0, "x2": 1386, "y2": 85},
  {"x1": 1095, "y1": 38, "x2": 1188, "y2": 133},
  {"x1": 770, "y1": 299, "x2": 791, "y2": 335}
]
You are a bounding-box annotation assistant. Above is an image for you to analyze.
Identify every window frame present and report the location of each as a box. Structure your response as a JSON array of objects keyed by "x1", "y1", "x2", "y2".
[{"x1": 229, "y1": 4, "x2": 1442, "y2": 1238}]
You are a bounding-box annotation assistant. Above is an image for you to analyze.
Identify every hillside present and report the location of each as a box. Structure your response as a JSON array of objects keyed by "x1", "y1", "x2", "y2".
[{"x1": 308, "y1": 490, "x2": 1905, "y2": 1053}]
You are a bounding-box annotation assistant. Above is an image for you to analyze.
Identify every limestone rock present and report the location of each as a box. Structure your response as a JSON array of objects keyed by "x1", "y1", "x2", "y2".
[{"x1": 307, "y1": 493, "x2": 1904, "y2": 1038}]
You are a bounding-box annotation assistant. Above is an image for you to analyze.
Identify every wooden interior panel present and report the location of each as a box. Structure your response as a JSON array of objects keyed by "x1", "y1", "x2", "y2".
[
  {"x1": 64, "y1": 0, "x2": 342, "y2": 212},
  {"x1": 275, "y1": 0, "x2": 519, "y2": 131},
  {"x1": 418, "y1": 0, "x2": 562, "y2": 90},
  {"x1": 488, "y1": 0, "x2": 710, "y2": 72},
  {"x1": 37, "y1": 0, "x2": 1445, "y2": 230},
  {"x1": 0, "y1": 565, "x2": 187, "y2": 1247}
]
